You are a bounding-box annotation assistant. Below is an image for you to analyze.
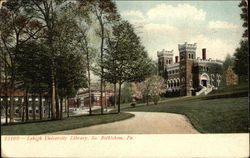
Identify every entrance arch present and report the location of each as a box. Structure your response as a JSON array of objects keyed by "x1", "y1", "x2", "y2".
[{"x1": 200, "y1": 73, "x2": 210, "y2": 87}]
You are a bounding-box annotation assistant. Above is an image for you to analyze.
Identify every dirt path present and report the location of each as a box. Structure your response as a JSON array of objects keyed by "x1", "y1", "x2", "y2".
[{"x1": 48, "y1": 112, "x2": 199, "y2": 134}]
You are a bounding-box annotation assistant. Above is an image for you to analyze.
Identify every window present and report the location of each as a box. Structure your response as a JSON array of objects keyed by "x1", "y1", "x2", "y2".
[
  {"x1": 188, "y1": 54, "x2": 191, "y2": 58},
  {"x1": 191, "y1": 54, "x2": 194, "y2": 59}
]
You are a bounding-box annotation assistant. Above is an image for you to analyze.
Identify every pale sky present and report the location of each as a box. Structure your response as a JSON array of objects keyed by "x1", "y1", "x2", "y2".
[{"x1": 115, "y1": 1, "x2": 244, "y2": 61}]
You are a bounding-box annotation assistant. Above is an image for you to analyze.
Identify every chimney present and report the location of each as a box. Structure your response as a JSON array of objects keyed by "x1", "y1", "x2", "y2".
[
  {"x1": 202, "y1": 48, "x2": 206, "y2": 60},
  {"x1": 175, "y1": 56, "x2": 179, "y2": 63}
]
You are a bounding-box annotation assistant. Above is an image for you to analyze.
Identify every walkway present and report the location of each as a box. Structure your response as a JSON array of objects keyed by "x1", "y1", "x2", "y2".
[{"x1": 49, "y1": 112, "x2": 199, "y2": 134}]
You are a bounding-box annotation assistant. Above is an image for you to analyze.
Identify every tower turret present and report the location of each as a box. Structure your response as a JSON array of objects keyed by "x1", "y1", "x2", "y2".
[
  {"x1": 178, "y1": 42, "x2": 197, "y2": 60},
  {"x1": 178, "y1": 42, "x2": 197, "y2": 96},
  {"x1": 157, "y1": 49, "x2": 174, "y2": 78}
]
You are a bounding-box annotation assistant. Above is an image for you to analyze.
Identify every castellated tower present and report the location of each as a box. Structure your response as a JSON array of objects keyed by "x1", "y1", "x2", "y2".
[
  {"x1": 178, "y1": 42, "x2": 197, "y2": 96},
  {"x1": 157, "y1": 49, "x2": 174, "y2": 78}
]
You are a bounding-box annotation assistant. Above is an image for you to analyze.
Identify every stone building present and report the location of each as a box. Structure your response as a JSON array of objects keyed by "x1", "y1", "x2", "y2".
[{"x1": 158, "y1": 42, "x2": 223, "y2": 96}]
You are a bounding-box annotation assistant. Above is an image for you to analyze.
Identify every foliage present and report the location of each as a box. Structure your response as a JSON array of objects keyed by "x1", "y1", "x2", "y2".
[
  {"x1": 103, "y1": 20, "x2": 153, "y2": 84},
  {"x1": 103, "y1": 20, "x2": 153, "y2": 112},
  {"x1": 233, "y1": 40, "x2": 248, "y2": 84},
  {"x1": 223, "y1": 54, "x2": 235, "y2": 72},
  {"x1": 15, "y1": 41, "x2": 50, "y2": 94},
  {"x1": 239, "y1": 0, "x2": 248, "y2": 38},
  {"x1": 120, "y1": 82, "x2": 133, "y2": 104},
  {"x1": 220, "y1": 54, "x2": 235, "y2": 86},
  {"x1": 133, "y1": 75, "x2": 167, "y2": 105}
]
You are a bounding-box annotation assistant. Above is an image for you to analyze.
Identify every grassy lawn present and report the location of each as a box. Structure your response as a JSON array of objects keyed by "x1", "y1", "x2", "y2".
[
  {"x1": 1, "y1": 113, "x2": 134, "y2": 135},
  {"x1": 121, "y1": 85, "x2": 249, "y2": 133}
]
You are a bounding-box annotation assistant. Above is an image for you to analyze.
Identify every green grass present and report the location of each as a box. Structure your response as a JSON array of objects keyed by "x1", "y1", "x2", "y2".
[
  {"x1": 121, "y1": 85, "x2": 249, "y2": 133},
  {"x1": 1, "y1": 113, "x2": 134, "y2": 135}
]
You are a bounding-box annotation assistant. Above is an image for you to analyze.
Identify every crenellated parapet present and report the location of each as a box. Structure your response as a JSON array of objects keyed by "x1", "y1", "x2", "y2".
[
  {"x1": 195, "y1": 57, "x2": 223, "y2": 65},
  {"x1": 157, "y1": 49, "x2": 174, "y2": 58},
  {"x1": 178, "y1": 42, "x2": 197, "y2": 52}
]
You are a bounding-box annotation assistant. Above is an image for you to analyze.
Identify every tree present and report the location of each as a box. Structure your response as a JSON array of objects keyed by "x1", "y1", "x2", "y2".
[
  {"x1": 233, "y1": 40, "x2": 248, "y2": 84},
  {"x1": 239, "y1": 0, "x2": 248, "y2": 38},
  {"x1": 0, "y1": 0, "x2": 44, "y2": 123},
  {"x1": 120, "y1": 82, "x2": 133, "y2": 104},
  {"x1": 15, "y1": 41, "x2": 50, "y2": 121},
  {"x1": 226, "y1": 66, "x2": 238, "y2": 86},
  {"x1": 21, "y1": 0, "x2": 66, "y2": 120},
  {"x1": 133, "y1": 75, "x2": 167, "y2": 105},
  {"x1": 233, "y1": 0, "x2": 249, "y2": 84},
  {"x1": 78, "y1": 0, "x2": 119, "y2": 114},
  {"x1": 75, "y1": 20, "x2": 97, "y2": 115},
  {"x1": 52, "y1": 3, "x2": 88, "y2": 119},
  {"x1": 103, "y1": 20, "x2": 153, "y2": 113},
  {"x1": 221, "y1": 54, "x2": 235, "y2": 86}
]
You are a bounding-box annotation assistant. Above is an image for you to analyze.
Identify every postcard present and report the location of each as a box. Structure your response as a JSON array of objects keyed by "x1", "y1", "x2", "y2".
[{"x1": 1, "y1": 0, "x2": 249, "y2": 157}]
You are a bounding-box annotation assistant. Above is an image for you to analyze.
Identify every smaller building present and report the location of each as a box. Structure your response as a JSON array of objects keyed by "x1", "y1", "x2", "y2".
[
  {"x1": 68, "y1": 89, "x2": 114, "y2": 108},
  {"x1": 0, "y1": 85, "x2": 49, "y2": 118}
]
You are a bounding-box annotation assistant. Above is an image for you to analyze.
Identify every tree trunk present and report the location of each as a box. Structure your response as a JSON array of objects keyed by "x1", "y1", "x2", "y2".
[
  {"x1": 118, "y1": 81, "x2": 122, "y2": 113},
  {"x1": 51, "y1": 75, "x2": 56, "y2": 120},
  {"x1": 9, "y1": 88, "x2": 14, "y2": 123},
  {"x1": 25, "y1": 89, "x2": 29, "y2": 121},
  {"x1": 100, "y1": 18, "x2": 105, "y2": 115},
  {"x1": 5, "y1": 96, "x2": 8, "y2": 125},
  {"x1": 55, "y1": 89, "x2": 60, "y2": 120},
  {"x1": 18, "y1": 99, "x2": 22, "y2": 118},
  {"x1": 21, "y1": 101, "x2": 25, "y2": 122},
  {"x1": 104, "y1": 81, "x2": 107, "y2": 112},
  {"x1": 113, "y1": 83, "x2": 117, "y2": 108},
  {"x1": 88, "y1": 70, "x2": 92, "y2": 115},
  {"x1": 64, "y1": 97, "x2": 67, "y2": 113},
  {"x1": 32, "y1": 97, "x2": 36, "y2": 121},
  {"x1": 39, "y1": 93, "x2": 43, "y2": 120},
  {"x1": 100, "y1": 78, "x2": 103, "y2": 114},
  {"x1": 48, "y1": 99, "x2": 51, "y2": 119},
  {"x1": 4, "y1": 86, "x2": 8, "y2": 124},
  {"x1": 60, "y1": 97, "x2": 63, "y2": 120},
  {"x1": 4, "y1": 53, "x2": 8, "y2": 124},
  {"x1": 67, "y1": 97, "x2": 69, "y2": 118},
  {"x1": 146, "y1": 94, "x2": 149, "y2": 106}
]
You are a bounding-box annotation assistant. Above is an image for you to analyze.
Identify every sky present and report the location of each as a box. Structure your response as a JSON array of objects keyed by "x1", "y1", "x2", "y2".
[{"x1": 115, "y1": 1, "x2": 244, "y2": 61}]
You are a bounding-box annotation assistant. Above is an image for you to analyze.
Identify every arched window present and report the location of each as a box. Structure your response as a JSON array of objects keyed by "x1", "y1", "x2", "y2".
[
  {"x1": 191, "y1": 54, "x2": 194, "y2": 59},
  {"x1": 171, "y1": 80, "x2": 173, "y2": 87},
  {"x1": 174, "y1": 80, "x2": 177, "y2": 87},
  {"x1": 188, "y1": 54, "x2": 191, "y2": 58},
  {"x1": 177, "y1": 80, "x2": 180, "y2": 86}
]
